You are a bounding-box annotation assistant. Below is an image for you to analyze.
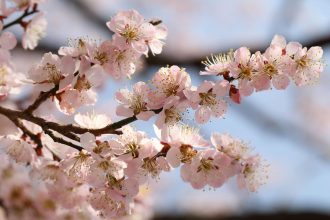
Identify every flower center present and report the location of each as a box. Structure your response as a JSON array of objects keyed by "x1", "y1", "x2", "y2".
[
  {"x1": 180, "y1": 145, "x2": 197, "y2": 163},
  {"x1": 164, "y1": 107, "x2": 182, "y2": 124},
  {"x1": 297, "y1": 56, "x2": 309, "y2": 69},
  {"x1": 264, "y1": 63, "x2": 277, "y2": 77},
  {"x1": 121, "y1": 25, "x2": 139, "y2": 42},
  {"x1": 130, "y1": 95, "x2": 147, "y2": 115},
  {"x1": 238, "y1": 65, "x2": 253, "y2": 80},
  {"x1": 199, "y1": 91, "x2": 217, "y2": 106},
  {"x1": 141, "y1": 158, "x2": 159, "y2": 178},
  {"x1": 125, "y1": 142, "x2": 139, "y2": 158},
  {"x1": 74, "y1": 75, "x2": 91, "y2": 91},
  {"x1": 43, "y1": 63, "x2": 63, "y2": 84},
  {"x1": 94, "y1": 51, "x2": 108, "y2": 65},
  {"x1": 197, "y1": 158, "x2": 218, "y2": 173}
]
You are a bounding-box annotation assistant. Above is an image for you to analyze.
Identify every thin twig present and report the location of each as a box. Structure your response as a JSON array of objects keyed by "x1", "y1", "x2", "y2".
[
  {"x1": 44, "y1": 129, "x2": 83, "y2": 151},
  {"x1": 3, "y1": 8, "x2": 38, "y2": 30},
  {"x1": 25, "y1": 85, "x2": 59, "y2": 114}
]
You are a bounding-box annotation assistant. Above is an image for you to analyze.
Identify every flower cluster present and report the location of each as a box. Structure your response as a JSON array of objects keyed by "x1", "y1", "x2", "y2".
[
  {"x1": 201, "y1": 35, "x2": 324, "y2": 101},
  {"x1": 0, "y1": 2, "x2": 325, "y2": 220}
]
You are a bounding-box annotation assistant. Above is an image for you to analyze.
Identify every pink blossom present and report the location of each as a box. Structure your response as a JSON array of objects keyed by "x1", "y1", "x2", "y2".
[
  {"x1": 116, "y1": 81, "x2": 154, "y2": 120},
  {"x1": 107, "y1": 9, "x2": 167, "y2": 55},
  {"x1": 184, "y1": 80, "x2": 228, "y2": 124},
  {"x1": 229, "y1": 47, "x2": 257, "y2": 96},
  {"x1": 0, "y1": 32, "x2": 17, "y2": 65},
  {"x1": 252, "y1": 46, "x2": 292, "y2": 91},
  {"x1": 109, "y1": 125, "x2": 155, "y2": 161},
  {"x1": 0, "y1": 64, "x2": 25, "y2": 98},
  {"x1": 290, "y1": 46, "x2": 324, "y2": 86},
  {"x1": 155, "y1": 96, "x2": 189, "y2": 128},
  {"x1": 28, "y1": 52, "x2": 75, "y2": 87},
  {"x1": 155, "y1": 124, "x2": 208, "y2": 168},
  {"x1": 59, "y1": 37, "x2": 96, "y2": 58},
  {"x1": 200, "y1": 51, "x2": 234, "y2": 76},
  {"x1": 0, "y1": 137, "x2": 35, "y2": 163},
  {"x1": 55, "y1": 65, "x2": 105, "y2": 114},
  {"x1": 89, "y1": 40, "x2": 141, "y2": 79},
  {"x1": 237, "y1": 155, "x2": 268, "y2": 192},
  {"x1": 22, "y1": 12, "x2": 47, "y2": 50},
  {"x1": 74, "y1": 111, "x2": 111, "y2": 129},
  {"x1": 180, "y1": 149, "x2": 231, "y2": 189},
  {"x1": 149, "y1": 66, "x2": 191, "y2": 108}
]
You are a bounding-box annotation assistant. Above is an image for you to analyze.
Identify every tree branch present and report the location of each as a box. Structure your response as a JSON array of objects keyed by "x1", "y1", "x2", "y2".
[
  {"x1": 25, "y1": 85, "x2": 59, "y2": 114},
  {"x1": 44, "y1": 129, "x2": 83, "y2": 151},
  {"x1": 3, "y1": 8, "x2": 38, "y2": 30}
]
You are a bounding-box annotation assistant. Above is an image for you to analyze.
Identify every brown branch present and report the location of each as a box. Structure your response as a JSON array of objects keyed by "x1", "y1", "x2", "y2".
[
  {"x1": 44, "y1": 129, "x2": 83, "y2": 151},
  {"x1": 0, "y1": 105, "x2": 162, "y2": 151},
  {"x1": 11, "y1": 118, "x2": 43, "y2": 156},
  {"x1": 25, "y1": 85, "x2": 59, "y2": 114},
  {"x1": 3, "y1": 8, "x2": 38, "y2": 30}
]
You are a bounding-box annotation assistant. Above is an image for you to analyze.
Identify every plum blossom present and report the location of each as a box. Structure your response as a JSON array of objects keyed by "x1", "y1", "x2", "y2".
[
  {"x1": 107, "y1": 9, "x2": 167, "y2": 55},
  {"x1": 22, "y1": 12, "x2": 47, "y2": 50},
  {"x1": 154, "y1": 124, "x2": 208, "y2": 168},
  {"x1": 201, "y1": 51, "x2": 234, "y2": 76},
  {"x1": 74, "y1": 111, "x2": 111, "y2": 129},
  {"x1": 149, "y1": 65, "x2": 191, "y2": 107},
  {"x1": 28, "y1": 52, "x2": 75, "y2": 87},
  {"x1": 59, "y1": 37, "x2": 97, "y2": 58},
  {"x1": 116, "y1": 82, "x2": 155, "y2": 120},
  {"x1": 89, "y1": 40, "x2": 141, "y2": 79},
  {"x1": 211, "y1": 133, "x2": 250, "y2": 161},
  {"x1": 0, "y1": 137, "x2": 35, "y2": 163},
  {"x1": 237, "y1": 155, "x2": 269, "y2": 192},
  {"x1": 0, "y1": 64, "x2": 25, "y2": 98},
  {"x1": 109, "y1": 125, "x2": 155, "y2": 161},
  {"x1": 252, "y1": 46, "x2": 292, "y2": 91},
  {"x1": 55, "y1": 65, "x2": 105, "y2": 114},
  {"x1": 180, "y1": 149, "x2": 231, "y2": 189},
  {"x1": 155, "y1": 96, "x2": 189, "y2": 128},
  {"x1": 229, "y1": 47, "x2": 257, "y2": 96},
  {"x1": 290, "y1": 46, "x2": 324, "y2": 86},
  {"x1": 184, "y1": 80, "x2": 228, "y2": 124},
  {"x1": 0, "y1": 32, "x2": 17, "y2": 64}
]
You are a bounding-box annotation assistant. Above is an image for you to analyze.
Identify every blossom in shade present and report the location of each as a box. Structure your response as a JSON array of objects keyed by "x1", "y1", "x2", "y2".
[
  {"x1": 22, "y1": 12, "x2": 47, "y2": 50},
  {"x1": 0, "y1": 32, "x2": 17, "y2": 65},
  {"x1": 74, "y1": 111, "x2": 111, "y2": 129},
  {"x1": 237, "y1": 155, "x2": 269, "y2": 192}
]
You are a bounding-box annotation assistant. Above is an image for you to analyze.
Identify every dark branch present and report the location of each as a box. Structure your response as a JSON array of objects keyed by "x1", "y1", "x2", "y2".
[
  {"x1": 44, "y1": 129, "x2": 83, "y2": 151},
  {"x1": 25, "y1": 85, "x2": 59, "y2": 114},
  {"x1": 3, "y1": 8, "x2": 38, "y2": 30}
]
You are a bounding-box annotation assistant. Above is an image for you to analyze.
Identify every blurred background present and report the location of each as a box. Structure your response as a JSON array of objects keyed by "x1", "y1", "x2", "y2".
[{"x1": 9, "y1": 0, "x2": 330, "y2": 219}]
